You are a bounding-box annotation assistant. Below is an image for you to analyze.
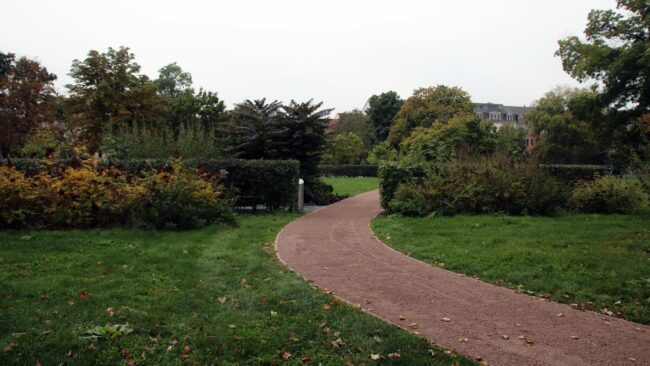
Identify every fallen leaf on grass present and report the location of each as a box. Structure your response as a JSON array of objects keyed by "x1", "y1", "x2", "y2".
[
  {"x1": 3, "y1": 343, "x2": 17, "y2": 352},
  {"x1": 280, "y1": 352, "x2": 291, "y2": 360},
  {"x1": 270, "y1": 310, "x2": 278, "y2": 316},
  {"x1": 67, "y1": 300, "x2": 75, "y2": 306},
  {"x1": 78, "y1": 291, "x2": 89, "y2": 299},
  {"x1": 388, "y1": 352, "x2": 400, "y2": 359},
  {"x1": 323, "y1": 304, "x2": 330, "y2": 310},
  {"x1": 301, "y1": 355, "x2": 311, "y2": 362},
  {"x1": 370, "y1": 353, "x2": 381, "y2": 360},
  {"x1": 217, "y1": 297, "x2": 227, "y2": 304},
  {"x1": 181, "y1": 345, "x2": 191, "y2": 357}
]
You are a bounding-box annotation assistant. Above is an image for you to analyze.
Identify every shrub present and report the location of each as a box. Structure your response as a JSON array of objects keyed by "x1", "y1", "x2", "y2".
[
  {"x1": 40, "y1": 162, "x2": 144, "y2": 228},
  {"x1": 131, "y1": 160, "x2": 232, "y2": 229},
  {"x1": 12, "y1": 158, "x2": 301, "y2": 211},
  {"x1": 0, "y1": 159, "x2": 232, "y2": 229},
  {"x1": 319, "y1": 164, "x2": 378, "y2": 177},
  {"x1": 378, "y1": 162, "x2": 425, "y2": 208},
  {"x1": 383, "y1": 157, "x2": 567, "y2": 216},
  {"x1": 570, "y1": 176, "x2": 649, "y2": 214},
  {"x1": 541, "y1": 164, "x2": 615, "y2": 182},
  {"x1": 0, "y1": 161, "x2": 143, "y2": 228},
  {"x1": 0, "y1": 167, "x2": 33, "y2": 227}
]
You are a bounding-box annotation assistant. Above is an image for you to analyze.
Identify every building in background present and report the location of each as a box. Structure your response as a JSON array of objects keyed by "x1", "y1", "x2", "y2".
[
  {"x1": 474, "y1": 102, "x2": 538, "y2": 153},
  {"x1": 473, "y1": 103, "x2": 531, "y2": 129}
]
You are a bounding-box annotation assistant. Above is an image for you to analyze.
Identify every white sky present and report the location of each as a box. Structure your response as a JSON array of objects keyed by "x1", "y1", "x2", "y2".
[{"x1": 1, "y1": 0, "x2": 615, "y2": 113}]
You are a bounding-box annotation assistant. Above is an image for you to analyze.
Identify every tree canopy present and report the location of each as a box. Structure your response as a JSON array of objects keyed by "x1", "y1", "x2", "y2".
[
  {"x1": 528, "y1": 87, "x2": 607, "y2": 164},
  {"x1": 366, "y1": 91, "x2": 403, "y2": 142},
  {"x1": 557, "y1": 0, "x2": 649, "y2": 114},
  {"x1": 0, "y1": 52, "x2": 57, "y2": 162},
  {"x1": 330, "y1": 109, "x2": 375, "y2": 148},
  {"x1": 387, "y1": 85, "x2": 474, "y2": 146},
  {"x1": 66, "y1": 47, "x2": 166, "y2": 152}
]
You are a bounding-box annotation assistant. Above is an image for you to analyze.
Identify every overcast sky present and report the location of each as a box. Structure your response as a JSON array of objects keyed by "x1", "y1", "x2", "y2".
[{"x1": 2, "y1": 0, "x2": 616, "y2": 113}]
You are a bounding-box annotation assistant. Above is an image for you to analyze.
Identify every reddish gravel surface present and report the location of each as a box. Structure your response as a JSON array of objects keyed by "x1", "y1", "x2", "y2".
[{"x1": 275, "y1": 190, "x2": 650, "y2": 366}]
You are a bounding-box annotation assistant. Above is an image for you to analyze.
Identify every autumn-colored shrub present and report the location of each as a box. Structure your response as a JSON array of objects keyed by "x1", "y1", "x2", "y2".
[
  {"x1": 570, "y1": 176, "x2": 649, "y2": 214},
  {"x1": 131, "y1": 160, "x2": 232, "y2": 229},
  {"x1": 0, "y1": 166, "x2": 33, "y2": 227},
  {"x1": 0, "y1": 159, "x2": 231, "y2": 229}
]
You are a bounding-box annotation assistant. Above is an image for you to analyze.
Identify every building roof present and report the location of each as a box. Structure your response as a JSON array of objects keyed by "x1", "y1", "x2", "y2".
[{"x1": 473, "y1": 103, "x2": 531, "y2": 116}]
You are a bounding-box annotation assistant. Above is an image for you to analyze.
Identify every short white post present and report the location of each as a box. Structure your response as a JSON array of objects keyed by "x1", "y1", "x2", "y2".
[{"x1": 297, "y1": 178, "x2": 304, "y2": 211}]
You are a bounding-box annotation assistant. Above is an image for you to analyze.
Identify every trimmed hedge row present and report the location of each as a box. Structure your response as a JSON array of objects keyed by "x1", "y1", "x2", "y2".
[
  {"x1": 12, "y1": 158, "x2": 300, "y2": 210},
  {"x1": 319, "y1": 164, "x2": 378, "y2": 177},
  {"x1": 379, "y1": 162, "x2": 615, "y2": 212}
]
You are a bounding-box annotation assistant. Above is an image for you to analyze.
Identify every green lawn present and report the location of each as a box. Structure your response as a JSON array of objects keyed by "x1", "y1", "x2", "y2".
[
  {"x1": 0, "y1": 214, "x2": 473, "y2": 365},
  {"x1": 323, "y1": 177, "x2": 379, "y2": 197},
  {"x1": 372, "y1": 214, "x2": 650, "y2": 324}
]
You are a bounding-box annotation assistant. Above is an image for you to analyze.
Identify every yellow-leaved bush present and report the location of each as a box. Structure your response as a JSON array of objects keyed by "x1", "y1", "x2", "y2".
[{"x1": 0, "y1": 159, "x2": 231, "y2": 229}]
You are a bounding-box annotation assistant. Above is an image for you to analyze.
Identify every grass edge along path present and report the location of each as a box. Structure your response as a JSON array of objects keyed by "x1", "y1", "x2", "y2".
[
  {"x1": 323, "y1": 177, "x2": 379, "y2": 197},
  {"x1": 0, "y1": 213, "x2": 474, "y2": 365},
  {"x1": 371, "y1": 213, "x2": 650, "y2": 325}
]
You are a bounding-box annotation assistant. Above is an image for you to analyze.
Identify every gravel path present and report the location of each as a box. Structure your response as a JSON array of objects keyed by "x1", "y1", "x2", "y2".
[{"x1": 275, "y1": 190, "x2": 650, "y2": 366}]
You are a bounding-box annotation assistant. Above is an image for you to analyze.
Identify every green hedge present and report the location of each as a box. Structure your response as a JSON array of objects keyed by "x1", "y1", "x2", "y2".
[
  {"x1": 12, "y1": 158, "x2": 300, "y2": 210},
  {"x1": 379, "y1": 162, "x2": 616, "y2": 213},
  {"x1": 319, "y1": 164, "x2": 378, "y2": 177}
]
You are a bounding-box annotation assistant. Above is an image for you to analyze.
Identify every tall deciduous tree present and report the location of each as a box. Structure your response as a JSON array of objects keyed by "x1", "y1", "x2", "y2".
[
  {"x1": 66, "y1": 47, "x2": 166, "y2": 152},
  {"x1": 156, "y1": 62, "x2": 193, "y2": 98},
  {"x1": 366, "y1": 91, "x2": 403, "y2": 142},
  {"x1": 387, "y1": 85, "x2": 474, "y2": 146},
  {"x1": 528, "y1": 87, "x2": 608, "y2": 164},
  {"x1": 556, "y1": 0, "x2": 650, "y2": 115},
  {"x1": 0, "y1": 52, "x2": 56, "y2": 163},
  {"x1": 330, "y1": 109, "x2": 375, "y2": 148}
]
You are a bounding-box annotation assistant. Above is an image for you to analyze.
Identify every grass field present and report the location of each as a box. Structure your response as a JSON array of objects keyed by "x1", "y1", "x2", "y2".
[
  {"x1": 323, "y1": 177, "x2": 379, "y2": 197},
  {"x1": 372, "y1": 214, "x2": 650, "y2": 324},
  {"x1": 0, "y1": 214, "x2": 473, "y2": 365}
]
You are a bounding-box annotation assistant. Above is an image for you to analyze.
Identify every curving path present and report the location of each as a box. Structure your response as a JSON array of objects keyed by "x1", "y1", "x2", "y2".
[{"x1": 275, "y1": 190, "x2": 650, "y2": 366}]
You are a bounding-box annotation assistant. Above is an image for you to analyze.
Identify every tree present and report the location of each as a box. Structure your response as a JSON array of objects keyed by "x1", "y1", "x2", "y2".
[
  {"x1": 398, "y1": 115, "x2": 496, "y2": 164},
  {"x1": 222, "y1": 99, "x2": 283, "y2": 159},
  {"x1": 528, "y1": 87, "x2": 608, "y2": 164},
  {"x1": 66, "y1": 47, "x2": 166, "y2": 152},
  {"x1": 156, "y1": 62, "x2": 193, "y2": 98},
  {"x1": 163, "y1": 88, "x2": 227, "y2": 134},
  {"x1": 387, "y1": 85, "x2": 474, "y2": 146},
  {"x1": 556, "y1": 0, "x2": 650, "y2": 115},
  {"x1": 323, "y1": 132, "x2": 366, "y2": 164},
  {"x1": 0, "y1": 52, "x2": 56, "y2": 163},
  {"x1": 278, "y1": 99, "x2": 333, "y2": 180},
  {"x1": 330, "y1": 109, "x2": 375, "y2": 147},
  {"x1": 366, "y1": 91, "x2": 403, "y2": 141}
]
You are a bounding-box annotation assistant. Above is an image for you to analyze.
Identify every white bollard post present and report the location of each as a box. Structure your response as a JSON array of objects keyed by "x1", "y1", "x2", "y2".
[{"x1": 297, "y1": 178, "x2": 304, "y2": 211}]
